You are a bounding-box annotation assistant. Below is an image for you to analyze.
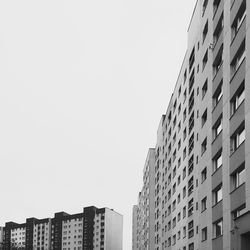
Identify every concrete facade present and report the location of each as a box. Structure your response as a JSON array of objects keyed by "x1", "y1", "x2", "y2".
[{"x1": 133, "y1": 0, "x2": 250, "y2": 249}]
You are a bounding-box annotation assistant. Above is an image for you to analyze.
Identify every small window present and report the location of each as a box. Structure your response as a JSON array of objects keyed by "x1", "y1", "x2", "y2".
[
  {"x1": 231, "y1": 165, "x2": 245, "y2": 190},
  {"x1": 232, "y1": 204, "x2": 247, "y2": 219},
  {"x1": 213, "y1": 81, "x2": 223, "y2": 107},
  {"x1": 230, "y1": 82, "x2": 245, "y2": 115},
  {"x1": 212, "y1": 184, "x2": 222, "y2": 205},
  {"x1": 201, "y1": 227, "x2": 207, "y2": 241},
  {"x1": 183, "y1": 88, "x2": 187, "y2": 103},
  {"x1": 202, "y1": 50, "x2": 208, "y2": 71},
  {"x1": 213, "y1": 116, "x2": 222, "y2": 139},
  {"x1": 231, "y1": 0, "x2": 246, "y2": 40},
  {"x1": 203, "y1": 20, "x2": 208, "y2": 43},
  {"x1": 202, "y1": 0, "x2": 208, "y2": 16},
  {"x1": 183, "y1": 226, "x2": 186, "y2": 238},
  {"x1": 213, "y1": 219, "x2": 223, "y2": 238},
  {"x1": 213, "y1": 150, "x2": 222, "y2": 172},
  {"x1": 201, "y1": 109, "x2": 207, "y2": 127},
  {"x1": 201, "y1": 197, "x2": 207, "y2": 212},
  {"x1": 178, "y1": 86, "x2": 182, "y2": 97},
  {"x1": 183, "y1": 186, "x2": 186, "y2": 198},
  {"x1": 201, "y1": 138, "x2": 207, "y2": 155},
  {"x1": 231, "y1": 39, "x2": 246, "y2": 76},
  {"x1": 213, "y1": 45, "x2": 223, "y2": 77},
  {"x1": 213, "y1": 13, "x2": 223, "y2": 44},
  {"x1": 202, "y1": 79, "x2": 208, "y2": 99},
  {"x1": 201, "y1": 167, "x2": 207, "y2": 183},
  {"x1": 231, "y1": 123, "x2": 245, "y2": 153}
]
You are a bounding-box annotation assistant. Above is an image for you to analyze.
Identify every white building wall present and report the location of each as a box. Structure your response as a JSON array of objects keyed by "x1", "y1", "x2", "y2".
[{"x1": 61, "y1": 217, "x2": 83, "y2": 250}]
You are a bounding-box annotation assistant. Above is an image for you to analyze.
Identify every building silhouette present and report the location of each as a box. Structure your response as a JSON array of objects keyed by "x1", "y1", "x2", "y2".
[{"x1": 1, "y1": 206, "x2": 123, "y2": 250}]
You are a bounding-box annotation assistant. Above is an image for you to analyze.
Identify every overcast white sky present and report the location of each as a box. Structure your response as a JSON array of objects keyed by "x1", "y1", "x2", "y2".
[{"x1": 0, "y1": 1, "x2": 197, "y2": 249}]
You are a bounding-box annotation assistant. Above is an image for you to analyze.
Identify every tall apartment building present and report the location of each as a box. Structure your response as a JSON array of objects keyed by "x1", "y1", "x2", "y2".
[
  {"x1": 133, "y1": 0, "x2": 250, "y2": 249},
  {"x1": 2, "y1": 206, "x2": 123, "y2": 250},
  {"x1": 132, "y1": 149, "x2": 155, "y2": 250}
]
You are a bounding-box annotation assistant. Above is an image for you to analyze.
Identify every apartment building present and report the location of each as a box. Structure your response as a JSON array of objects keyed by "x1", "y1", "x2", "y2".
[
  {"x1": 133, "y1": 0, "x2": 250, "y2": 249},
  {"x1": 132, "y1": 149, "x2": 155, "y2": 250},
  {"x1": 2, "y1": 206, "x2": 123, "y2": 250},
  {"x1": 0, "y1": 227, "x2": 4, "y2": 250}
]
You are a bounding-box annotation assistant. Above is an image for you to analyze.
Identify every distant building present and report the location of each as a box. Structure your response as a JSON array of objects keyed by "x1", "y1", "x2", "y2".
[
  {"x1": 0, "y1": 227, "x2": 4, "y2": 250},
  {"x1": 2, "y1": 206, "x2": 122, "y2": 250},
  {"x1": 132, "y1": 149, "x2": 155, "y2": 250}
]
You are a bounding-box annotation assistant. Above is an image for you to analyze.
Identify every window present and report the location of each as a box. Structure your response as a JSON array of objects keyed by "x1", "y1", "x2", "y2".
[
  {"x1": 201, "y1": 109, "x2": 207, "y2": 127},
  {"x1": 203, "y1": 20, "x2": 208, "y2": 43},
  {"x1": 189, "y1": 243, "x2": 194, "y2": 250},
  {"x1": 231, "y1": 124, "x2": 245, "y2": 153},
  {"x1": 213, "y1": 45, "x2": 223, "y2": 77},
  {"x1": 184, "y1": 70, "x2": 187, "y2": 83},
  {"x1": 231, "y1": 0, "x2": 246, "y2": 40},
  {"x1": 213, "y1": 116, "x2": 222, "y2": 139},
  {"x1": 183, "y1": 88, "x2": 187, "y2": 103},
  {"x1": 189, "y1": 69, "x2": 195, "y2": 93},
  {"x1": 173, "y1": 100, "x2": 177, "y2": 113},
  {"x1": 213, "y1": 0, "x2": 221, "y2": 16},
  {"x1": 178, "y1": 85, "x2": 182, "y2": 97},
  {"x1": 213, "y1": 184, "x2": 222, "y2": 205},
  {"x1": 213, "y1": 13, "x2": 223, "y2": 44},
  {"x1": 183, "y1": 127, "x2": 187, "y2": 141},
  {"x1": 201, "y1": 167, "x2": 207, "y2": 183},
  {"x1": 231, "y1": 39, "x2": 246, "y2": 76},
  {"x1": 213, "y1": 81, "x2": 223, "y2": 107},
  {"x1": 178, "y1": 230, "x2": 181, "y2": 240},
  {"x1": 173, "y1": 217, "x2": 176, "y2": 228},
  {"x1": 188, "y1": 134, "x2": 194, "y2": 155},
  {"x1": 213, "y1": 151, "x2": 222, "y2": 172},
  {"x1": 178, "y1": 104, "x2": 181, "y2": 115},
  {"x1": 183, "y1": 167, "x2": 186, "y2": 180},
  {"x1": 202, "y1": 50, "x2": 208, "y2": 71},
  {"x1": 231, "y1": 165, "x2": 246, "y2": 190},
  {"x1": 189, "y1": 47, "x2": 195, "y2": 72},
  {"x1": 188, "y1": 155, "x2": 194, "y2": 176},
  {"x1": 188, "y1": 220, "x2": 194, "y2": 239},
  {"x1": 172, "y1": 235, "x2": 176, "y2": 245},
  {"x1": 201, "y1": 227, "x2": 207, "y2": 241},
  {"x1": 202, "y1": 79, "x2": 208, "y2": 99},
  {"x1": 183, "y1": 147, "x2": 187, "y2": 160},
  {"x1": 232, "y1": 204, "x2": 247, "y2": 219},
  {"x1": 183, "y1": 226, "x2": 186, "y2": 238},
  {"x1": 201, "y1": 197, "x2": 207, "y2": 212},
  {"x1": 188, "y1": 198, "x2": 194, "y2": 216},
  {"x1": 213, "y1": 219, "x2": 223, "y2": 238},
  {"x1": 231, "y1": 82, "x2": 245, "y2": 115},
  {"x1": 178, "y1": 212, "x2": 181, "y2": 221},
  {"x1": 202, "y1": 0, "x2": 208, "y2": 16},
  {"x1": 183, "y1": 186, "x2": 186, "y2": 198},
  {"x1": 183, "y1": 206, "x2": 186, "y2": 218},
  {"x1": 201, "y1": 138, "x2": 207, "y2": 155}
]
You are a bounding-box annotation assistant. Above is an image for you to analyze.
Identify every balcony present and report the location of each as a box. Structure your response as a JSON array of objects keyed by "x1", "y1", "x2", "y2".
[
  {"x1": 212, "y1": 165, "x2": 222, "y2": 190},
  {"x1": 212, "y1": 235, "x2": 223, "y2": 249},
  {"x1": 230, "y1": 183, "x2": 246, "y2": 211},
  {"x1": 230, "y1": 141, "x2": 245, "y2": 174},
  {"x1": 213, "y1": 62, "x2": 223, "y2": 93},
  {"x1": 212, "y1": 132, "x2": 222, "y2": 159},
  {"x1": 212, "y1": 199, "x2": 223, "y2": 222},
  {"x1": 230, "y1": 101, "x2": 245, "y2": 136},
  {"x1": 213, "y1": 0, "x2": 223, "y2": 22},
  {"x1": 231, "y1": 17, "x2": 246, "y2": 61},
  {"x1": 230, "y1": 58, "x2": 245, "y2": 95}
]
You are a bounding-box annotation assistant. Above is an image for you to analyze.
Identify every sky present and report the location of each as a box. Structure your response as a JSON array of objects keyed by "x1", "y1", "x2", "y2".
[{"x1": 0, "y1": 1, "x2": 197, "y2": 249}]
